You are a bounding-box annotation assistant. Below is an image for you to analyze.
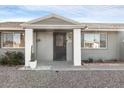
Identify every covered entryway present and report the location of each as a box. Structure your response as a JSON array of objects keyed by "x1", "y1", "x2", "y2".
[
  {"x1": 36, "y1": 30, "x2": 73, "y2": 64},
  {"x1": 22, "y1": 14, "x2": 84, "y2": 68}
]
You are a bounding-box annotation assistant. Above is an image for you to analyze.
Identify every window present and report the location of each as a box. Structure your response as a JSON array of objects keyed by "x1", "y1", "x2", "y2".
[
  {"x1": 1, "y1": 32, "x2": 25, "y2": 48},
  {"x1": 56, "y1": 34, "x2": 64, "y2": 47},
  {"x1": 81, "y1": 32, "x2": 107, "y2": 49}
]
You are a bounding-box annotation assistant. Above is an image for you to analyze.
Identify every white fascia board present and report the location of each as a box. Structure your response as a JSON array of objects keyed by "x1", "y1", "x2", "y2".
[
  {"x1": 22, "y1": 24, "x2": 85, "y2": 29},
  {"x1": 0, "y1": 28, "x2": 24, "y2": 30},
  {"x1": 83, "y1": 28, "x2": 124, "y2": 31}
]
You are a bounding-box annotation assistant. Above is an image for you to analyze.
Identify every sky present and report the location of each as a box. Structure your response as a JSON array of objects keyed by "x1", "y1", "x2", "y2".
[{"x1": 0, "y1": 5, "x2": 124, "y2": 23}]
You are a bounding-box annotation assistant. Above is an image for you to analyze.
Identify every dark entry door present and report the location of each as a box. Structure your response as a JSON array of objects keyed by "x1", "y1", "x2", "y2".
[{"x1": 53, "y1": 32, "x2": 66, "y2": 61}]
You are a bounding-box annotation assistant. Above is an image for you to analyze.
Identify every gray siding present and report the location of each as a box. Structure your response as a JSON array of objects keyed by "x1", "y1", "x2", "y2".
[
  {"x1": 118, "y1": 31, "x2": 124, "y2": 61},
  {"x1": 32, "y1": 17, "x2": 75, "y2": 25},
  {"x1": 81, "y1": 31, "x2": 120, "y2": 61}
]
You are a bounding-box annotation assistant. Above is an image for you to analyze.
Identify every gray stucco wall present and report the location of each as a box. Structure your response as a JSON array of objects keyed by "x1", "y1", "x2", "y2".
[
  {"x1": 81, "y1": 31, "x2": 120, "y2": 61},
  {"x1": 66, "y1": 32, "x2": 73, "y2": 62},
  {"x1": 118, "y1": 31, "x2": 124, "y2": 61},
  {"x1": 35, "y1": 30, "x2": 73, "y2": 62},
  {"x1": 1, "y1": 30, "x2": 123, "y2": 63},
  {"x1": 36, "y1": 31, "x2": 53, "y2": 62}
]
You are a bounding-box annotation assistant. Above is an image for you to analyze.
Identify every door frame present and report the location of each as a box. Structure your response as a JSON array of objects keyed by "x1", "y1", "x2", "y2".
[{"x1": 53, "y1": 32, "x2": 67, "y2": 61}]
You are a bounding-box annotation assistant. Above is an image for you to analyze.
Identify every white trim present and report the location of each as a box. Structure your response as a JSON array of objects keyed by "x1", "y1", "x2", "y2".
[
  {"x1": 22, "y1": 24, "x2": 85, "y2": 29},
  {"x1": 73, "y1": 29, "x2": 81, "y2": 66},
  {"x1": 0, "y1": 28, "x2": 23, "y2": 30},
  {"x1": 1, "y1": 47, "x2": 24, "y2": 49},
  {"x1": 81, "y1": 32, "x2": 108, "y2": 49},
  {"x1": 83, "y1": 28, "x2": 122, "y2": 31},
  {"x1": 81, "y1": 48, "x2": 108, "y2": 50},
  {"x1": 25, "y1": 29, "x2": 33, "y2": 66}
]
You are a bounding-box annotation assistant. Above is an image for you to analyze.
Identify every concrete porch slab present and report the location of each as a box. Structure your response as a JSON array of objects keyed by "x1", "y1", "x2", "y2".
[{"x1": 19, "y1": 63, "x2": 124, "y2": 71}]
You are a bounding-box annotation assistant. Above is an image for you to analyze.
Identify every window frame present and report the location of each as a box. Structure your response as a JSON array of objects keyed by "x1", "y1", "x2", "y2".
[
  {"x1": 81, "y1": 32, "x2": 108, "y2": 49},
  {"x1": 1, "y1": 32, "x2": 25, "y2": 49}
]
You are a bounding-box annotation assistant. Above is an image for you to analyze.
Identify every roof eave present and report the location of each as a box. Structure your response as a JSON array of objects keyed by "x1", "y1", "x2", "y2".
[
  {"x1": 83, "y1": 28, "x2": 124, "y2": 31},
  {"x1": 21, "y1": 24, "x2": 86, "y2": 29},
  {"x1": 0, "y1": 27, "x2": 24, "y2": 30}
]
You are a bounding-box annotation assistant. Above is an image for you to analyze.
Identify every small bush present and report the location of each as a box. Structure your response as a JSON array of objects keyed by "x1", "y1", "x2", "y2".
[
  {"x1": 0, "y1": 51, "x2": 24, "y2": 66},
  {"x1": 81, "y1": 61, "x2": 84, "y2": 65},
  {"x1": 96, "y1": 59, "x2": 103, "y2": 62},
  {"x1": 0, "y1": 56, "x2": 8, "y2": 65},
  {"x1": 88, "y1": 58, "x2": 93, "y2": 63},
  {"x1": 81, "y1": 58, "x2": 94, "y2": 63},
  {"x1": 81, "y1": 60, "x2": 89, "y2": 63}
]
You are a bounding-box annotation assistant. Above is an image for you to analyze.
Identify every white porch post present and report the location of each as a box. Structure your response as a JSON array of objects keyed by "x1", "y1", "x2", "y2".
[
  {"x1": 73, "y1": 29, "x2": 81, "y2": 66},
  {"x1": 25, "y1": 29, "x2": 33, "y2": 66}
]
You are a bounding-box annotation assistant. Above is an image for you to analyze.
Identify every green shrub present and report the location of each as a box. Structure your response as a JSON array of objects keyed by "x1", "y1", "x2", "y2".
[
  {"x1": 88, "y1": 58, "x2": 93, "y2": 63},
  {"x1": 0, "y1": 51, "x2": 24, "y2": 66},
  {"x1": 0, "y1": 56, "x2": 8, "y2": 65},
  {"x1": 97, "y1": 59, "x2": 103, "y2": 62}
]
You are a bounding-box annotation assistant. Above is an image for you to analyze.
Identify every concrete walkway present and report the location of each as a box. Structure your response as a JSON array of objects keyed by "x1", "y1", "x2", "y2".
[{"x1": 19, "y1": 63, "x2": 124, "y2": 71}]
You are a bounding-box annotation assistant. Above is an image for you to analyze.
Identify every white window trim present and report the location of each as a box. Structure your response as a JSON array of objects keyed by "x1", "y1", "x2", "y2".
[
  {"x1": 81, "y1": 32, "x2": 108, "y2": 49},
  {"x1": 1, "y1": 32, "x2": 25, "y2": 49}
]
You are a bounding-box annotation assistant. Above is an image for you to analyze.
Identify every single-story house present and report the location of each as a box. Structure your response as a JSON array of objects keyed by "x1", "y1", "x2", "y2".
[{"x1": 0, "y1": 14, "x2": 124, "y2": 68}]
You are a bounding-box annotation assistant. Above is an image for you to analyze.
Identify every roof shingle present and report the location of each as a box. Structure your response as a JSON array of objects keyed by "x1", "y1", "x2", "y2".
[{"x1": 0, "y1": 22, "x2": 24, "y2": 30}]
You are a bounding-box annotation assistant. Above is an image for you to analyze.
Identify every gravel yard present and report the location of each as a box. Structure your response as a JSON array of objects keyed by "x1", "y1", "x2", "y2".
[{"x1": 0, "y1": 66, "x2": 124, "y2": 88}]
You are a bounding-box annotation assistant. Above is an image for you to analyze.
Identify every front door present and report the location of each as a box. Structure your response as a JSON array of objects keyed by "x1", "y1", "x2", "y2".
[{"x1": 53, "y1": 32, "x2": 66, "y2": 61}]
